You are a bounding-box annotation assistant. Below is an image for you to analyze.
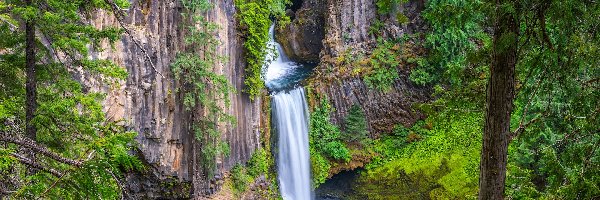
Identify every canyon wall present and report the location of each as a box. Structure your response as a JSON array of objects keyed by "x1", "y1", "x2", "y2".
[
  {"x1": 86, "y1": 0, "x2": 261, "y2": 198},
  {"x1": 81, "y1": 0, "x2": 431, "y2": 198},
  {"x1": 279, "y1": 0, "x2": 430, "y2": 135}
]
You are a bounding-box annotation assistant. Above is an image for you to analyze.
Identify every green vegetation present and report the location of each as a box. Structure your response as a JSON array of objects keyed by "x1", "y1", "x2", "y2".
[
  {"x1": 342, "y1": 104, "x2": 369, "y2": 143},
  {"x1": 231, "y1": 164, "x2": 252, "y2": 194},
  {"x1": 234, "y1": 0, "x2": 290, "y2": 99},
  {"x1": 308, "y1": 98, "x2": 351, "y2": 186},
  {"x1": 311, "y1": 0, "x2": 599, "y2": 199},
  {"x1": 409, "y1": 0, "x2": 487, "y2": 86},
  {"x1": 0, "y1": 0, "x2": 142, "y2": 198},
  {"x1": 309, "y1": 147, "x2": 332, "y2": 187},
  {"x1": 310, "y1": 98, "x2": 351, "y2": 162},
  {"x1": 171, "y1": 0, "x2": 235, "y2": 178},
  {"x1": 363, "y1": 38, "x2": 401, "y2": 91},
  {"x1": 354, "y1": 0, "x2": 600, "y2": 199},
  {"x1": 374, "y1": 0, "x2": 408, "y2": 14},
  {"x1": 229, "y1": 148, "x2": 278, "y2": 197},
  {"x1": 360, "y1": 112, "x2": 482, "y2": 199}
]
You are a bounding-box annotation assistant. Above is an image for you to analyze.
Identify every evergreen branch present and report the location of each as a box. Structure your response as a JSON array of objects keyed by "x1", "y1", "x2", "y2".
[
  {"x1": 0, "y1": 133, "x2": 83, "y2": 167},
  {"x1": 10, "y1": 153, "x2": 63, "y2": 177},
  {"x1": 105, "y1": 168, "x2": 130, "y2": 200},
  {"x1": 0, "y1": 15, "x2": 17, "y2": 31},
  {"x1": 511, "y1": 68, "x2": 547, "y2": 141}
]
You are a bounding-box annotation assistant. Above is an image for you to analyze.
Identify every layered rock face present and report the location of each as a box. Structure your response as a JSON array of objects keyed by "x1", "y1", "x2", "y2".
[
  {"x1": 86, "y1": 0, "x2": 261, "y2": 198},
  {"x1": 321, "y1": 0, "x2": 429, "y2": 134},
  {"x1": 285, "y1": 0, "x2": 430, "y2": 134}
]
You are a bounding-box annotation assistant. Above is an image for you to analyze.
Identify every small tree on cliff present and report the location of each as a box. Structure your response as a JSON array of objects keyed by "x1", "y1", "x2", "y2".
[{"x1": 343, "y1": 104, "x2": 369, "y2": 143}]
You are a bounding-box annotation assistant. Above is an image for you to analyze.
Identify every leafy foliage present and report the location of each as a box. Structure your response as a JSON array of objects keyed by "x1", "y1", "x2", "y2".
[
  {"x1": 247, "y1": 148, "x2": 269, "y2": 177},
  {"x1": 309, "y1": 98, "x2": 351, "y2": 162},
  {"x1": 409, "y1": 0, "x2": 487, "y2": 86},
  {"x1": 229, "y1": 148, "x2": 277, "y2": 196},
  {"x1": 503, "y1": 1, "x2": 600, "y2": 198},
  {"x1": 230, "y1": 164, "x2": 252, "y2": 194},
  {"x1": 308, "y1": 97, "x2": 351, "y2": 187},
  {"x1": 374, "y1": 0, "x2": 408, "y2": 14},
  {"x1": 309, "y1": 147, "x2": 331, "y2": 187},
  {"x1": 363, "y1": 38, "x2": 401, "y2": 91},
  {"x1": 234, "y1": 0, "x2": 290, "y2": 99}
]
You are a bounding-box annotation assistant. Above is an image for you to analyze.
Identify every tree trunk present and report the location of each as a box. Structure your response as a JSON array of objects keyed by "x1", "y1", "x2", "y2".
[
  {"x1": 25, "y1": 0, "x2": 37, "y2": 141},
  {"x1": 478, "y1": 0, "x2": 518, "y2": 199}
]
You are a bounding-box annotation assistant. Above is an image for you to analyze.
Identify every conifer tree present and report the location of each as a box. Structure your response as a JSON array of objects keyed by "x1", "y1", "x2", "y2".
[
  {"x1": 343, "y1": 104, "x2": 369, "y2": 142},
  {"x1": 0, "y1": 0, "x2": 142, "y2": 198}
]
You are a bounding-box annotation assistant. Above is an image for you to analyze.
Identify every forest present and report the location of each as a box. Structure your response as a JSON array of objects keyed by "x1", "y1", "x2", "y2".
[{"x1": 0, "y1": 0, "x2": 598, "y2": 199}]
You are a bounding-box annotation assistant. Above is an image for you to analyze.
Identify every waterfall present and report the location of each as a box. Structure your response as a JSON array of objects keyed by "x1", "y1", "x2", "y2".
[
  {"x1": 264, "y1": 24, "x2": 313, "y2": 200},
  {"x1": 272, "y1": 88, "x2": 312, "y2": 200}
]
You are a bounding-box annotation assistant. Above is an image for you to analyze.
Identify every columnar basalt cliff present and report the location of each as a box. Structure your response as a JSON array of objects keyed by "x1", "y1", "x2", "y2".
[
  {"x1": 279, "y1": 0, "x2": 430, "y2": 135},
  {"x1": 85, "y1": 0, "x2": 261, "y2": 198},
  {"x1": 81, "y1": 0, "x2": 430, "y2": 198}
]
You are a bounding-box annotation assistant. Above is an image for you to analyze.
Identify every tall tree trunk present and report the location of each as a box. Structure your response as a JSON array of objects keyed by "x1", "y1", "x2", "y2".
[
  {"x1": 478, "y1": 0, "x2": 518, "y2": 199},
  {"x1": 25, "y1": 0, "x2": 37, "y2": 141}
]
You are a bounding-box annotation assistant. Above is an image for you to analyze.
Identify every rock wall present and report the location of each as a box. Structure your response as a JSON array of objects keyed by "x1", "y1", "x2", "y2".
[
  {"x1": 276, "y1": 0, "x2": 326, "y2": 63},
  {"x1": 86, "y1": 0, "x2": 261, "y2": 198},
  {"x1": 321, "y1": 0, "x2": 429, "y2": 134},
  {"x1": 297, "y1": 0, "x2": 430, "y2": 134}
]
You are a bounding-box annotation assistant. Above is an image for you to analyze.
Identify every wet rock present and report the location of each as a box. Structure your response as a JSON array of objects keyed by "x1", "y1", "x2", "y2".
[{"x1": 276, "y1": 0, "x2": 326, "y2": 63}]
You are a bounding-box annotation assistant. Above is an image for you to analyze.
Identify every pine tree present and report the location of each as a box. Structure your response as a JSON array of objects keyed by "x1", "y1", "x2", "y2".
[
  {"x1": 343, "y1": 104, "x2": 369, "y2": 142},
  {"x1": 0, "y1": 0, "x2": 142, "y2": 198}
]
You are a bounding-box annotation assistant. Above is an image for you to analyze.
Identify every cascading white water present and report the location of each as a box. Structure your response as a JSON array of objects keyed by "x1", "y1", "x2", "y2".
[
  {"x1": 272, "y1": 88, "x2": 312, "y2": 200},
  {"x1": 263, "y1": 24, "x2": 313, "y2": 200}
]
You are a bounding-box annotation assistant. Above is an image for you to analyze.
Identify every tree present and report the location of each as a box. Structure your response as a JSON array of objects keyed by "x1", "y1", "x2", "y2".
[
  {"x1": 479, "y1": 0, "x2": 600, "y2": 198},
  {"x1": 343, "y1": 104, "x2": 369, "y2": 142},
  {"x1": 478, "y1": 0, "x2": 518, "y2": 199},
  {"x1": 0, "y1": 0, "x2": 142, "y2": 198},
  {"x1": 24, "y1": 0, "x2": 36, "y2": 141}
]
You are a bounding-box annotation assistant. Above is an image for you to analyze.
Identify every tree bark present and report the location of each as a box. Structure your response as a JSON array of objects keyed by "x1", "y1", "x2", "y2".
[
  {"x1": 25, "y1": 0, "x2": 37, "y2": 141},
  {"x1": 478, "y1": 0, "x2": 518, "y2": 199}
]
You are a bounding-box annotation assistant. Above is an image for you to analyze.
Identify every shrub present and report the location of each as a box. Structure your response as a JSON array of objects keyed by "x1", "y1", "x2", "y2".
[
  {"x1": 364, "y1": 38, "x2": 400, "y2": 91},
  {"x1": 309, "y1": 98, "x2": 351, "y2": 162},
  {"x1": 309, "y1": 148, "x2": 331, "y2": 187},
  {"x1": 247, "y1": 148, "x2": 269, "y2": 177},
  {"x1": 231, "y1": 164, "x2": 252, "y2": 194}
]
